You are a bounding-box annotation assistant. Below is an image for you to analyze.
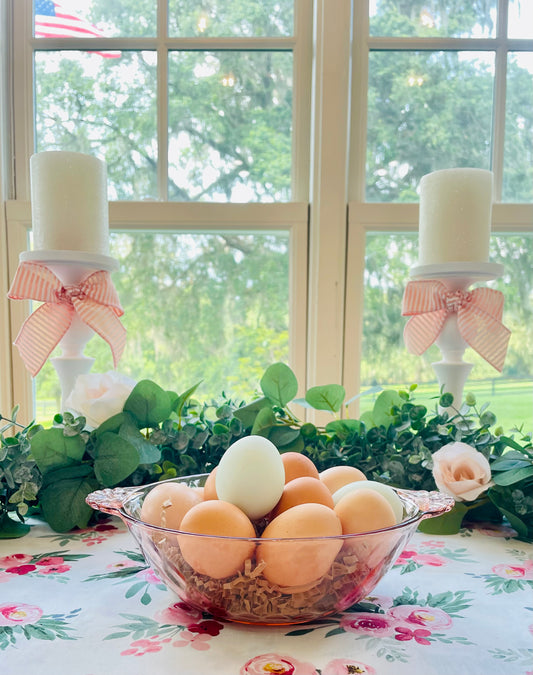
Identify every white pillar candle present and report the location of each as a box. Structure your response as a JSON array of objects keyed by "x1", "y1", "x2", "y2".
[
  {"x1": 30, "y1": 151, "x2": 109, "y2": 255},
  {"x1": 418, "y1": 168, "x2": 493, "y2": 265}
]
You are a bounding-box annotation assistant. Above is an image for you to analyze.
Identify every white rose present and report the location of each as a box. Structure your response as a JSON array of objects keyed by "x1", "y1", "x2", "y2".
[
  {"x1": 431, "y1": 441, "x2": 493, "y2": 502},
  {"x1": 65, "y1": 371, "x2": 137, "y2": 428}
]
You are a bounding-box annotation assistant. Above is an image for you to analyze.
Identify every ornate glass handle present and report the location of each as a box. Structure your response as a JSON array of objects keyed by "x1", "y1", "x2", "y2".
[
  {"x1": 397, "y1": 489, "x2": 455, "y2": 520},
  {"x1": 86, "y1": 485, "x2": 141, "y2": 516}
]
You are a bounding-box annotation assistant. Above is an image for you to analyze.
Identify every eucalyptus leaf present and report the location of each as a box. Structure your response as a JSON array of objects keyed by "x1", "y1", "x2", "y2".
[
  {"x1": 260, "y1": 362, "x2": 298, "y2": 407},
  {"x1": 39, "y1": 474, "x2": 99, "y2": 532},
  {"x1": 233, "y1": 397, "x2": 271, "y2": 428},
  {"x1": 0, "y1": 513, "x2": 30, "y2": 538},
  {"x1": 124, "y1": 380, "x2": 172, "y2": 429},
  {"x1": 268, "y1": 425, "x2": 301, "y2": 448},
  {"x1": 305, "y1": 384, "x2": 345, "y2": 413},
  {"x1": 251, "y1": 406, "x2": 277, "y2": 436},
  {"x1": 93, "y1": 432, "x2": 140, "y2": 487},
  {"x1": 118, "y1": 420, "x2": 161, "y2": 465},
  {"x1": 325, "y1": 419, "x2": 362, "y2": 438},
  {"x1": 29, "y1": 428, "x2": 85, "y2": 474},
  {"x1": 417, "y1": 502, "x2": 468, "y2": 535},
  {"x1": 371, "y1": 390, "x2": 404, "y2": 427}
]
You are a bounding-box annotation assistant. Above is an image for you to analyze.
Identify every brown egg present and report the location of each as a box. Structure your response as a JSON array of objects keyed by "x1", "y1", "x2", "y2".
[
  {"x1": 178, "y1": 500, "x2": 255, "y2": 579},
  {"x1": 334, "y1": 488, "x2": 397, "y2": 534},
  {"x1": 258, "y1": 503, "x2": 342, "y2": 588},
  {"x1": 281, "y1": 452, "x2": 320, "y2": 483},
  {"x1": 203, "y1": 467, "x2": 218, "y2": 500},
  {"x1": 320, "y1": 465, "x2": 366, "y2": 494},
  {"x1": 140, "y1": 481, "x2": 202, "y2": 530},
  {"x1": 272, "y1": 476, "x2": 334, "y2": 517}
]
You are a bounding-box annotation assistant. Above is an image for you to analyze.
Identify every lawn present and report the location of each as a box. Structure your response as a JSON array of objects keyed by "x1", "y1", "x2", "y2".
[{"x1": 359, "y1": 378, "x2": 533, "y2": 435}]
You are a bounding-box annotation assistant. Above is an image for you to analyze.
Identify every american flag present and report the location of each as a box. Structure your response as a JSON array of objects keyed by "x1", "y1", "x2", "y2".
[{"x1": 34, "y1": 0, "x2": 120, "y2": 58}]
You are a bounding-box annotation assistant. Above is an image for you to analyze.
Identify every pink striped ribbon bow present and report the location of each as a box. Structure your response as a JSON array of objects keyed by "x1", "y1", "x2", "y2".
[
  {"x1": 401, "y1": 279, "x2": 511, "y2": 372},
  {"x1": 8, "y1": 261, "x2": 126, "y2": 376}
]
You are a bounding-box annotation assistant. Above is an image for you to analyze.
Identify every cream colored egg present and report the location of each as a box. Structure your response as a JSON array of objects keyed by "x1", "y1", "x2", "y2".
[
  {"x1": 178, "y1": 500, "x2": 256, "y2": 579},
  {"x1": 334, "y1": 488, "x2": 397, "y2": 534},
  {"x1": 140, "y1": 481, "x2": 202, "y2": 530},
  {"x1": 215, "y1": 435, "x2": 285, "y2": 520},
  {"x1": 332, "y1": 480, "x2": 404, "y2": 523},
  {"x1": 258, "y1": 503, "x2": 342, "y2": 588},
  {"x1": 319, "y1": 465, "x2": 367, "y2": 494}
]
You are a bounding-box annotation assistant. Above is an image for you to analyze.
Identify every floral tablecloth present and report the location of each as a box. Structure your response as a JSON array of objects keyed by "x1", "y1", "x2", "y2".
[{"x1": 1, "y1": 516, "x2": 532, "y2": 675}]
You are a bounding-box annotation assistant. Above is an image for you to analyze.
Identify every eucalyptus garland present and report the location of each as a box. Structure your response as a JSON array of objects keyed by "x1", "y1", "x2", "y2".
[{"x1": 1, "y1": 363, "x2": 532, "y2": 541}]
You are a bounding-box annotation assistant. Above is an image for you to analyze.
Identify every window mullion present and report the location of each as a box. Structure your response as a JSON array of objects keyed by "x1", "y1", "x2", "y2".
[
  {"x1": 157, "y1": 0, "x2": 168, "y2": 200},
  {"x1": 491, "y1": 0, "x2": 510, "y2": 201}
]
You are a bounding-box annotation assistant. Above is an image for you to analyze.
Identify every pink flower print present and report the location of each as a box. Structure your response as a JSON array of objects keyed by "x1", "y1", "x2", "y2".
[
  {"x1": 188, "y1": 619, "x2": 224, "y2": 636},
  {"x1": 106, "y1": 560, "x2": 139, "y2": 571},
  {"x1": 5, "y1": 564, "x2": 36, "y2": 575},
  {"x1": 492, "y1": 561, "x2": 533, "y2": 580},
  {"x1": 412, "y1": 553, "x2": 446, "y2": 567},
  {"x1": 240, "y1": 653, "x2": 318, "y2": 675},
  {"x1": 0, "y1": 603, "x2": 43, "y2": 626},
  {"x1": 0, "y1": 553, "x2": 33, "y2": 567},
  {"x1": 394, "y1": 626, "x2": 432, "y2": 645},
  {"x1": 154, "y1": 601, "x2": 202, "y2": 626},
  {"x1": 396, "y1": 549, "x2": 417, "y2": 564},
  {"x1": 38, "y1": 564, "x2": 71, "y2": 575},
  {"x1": 340, "y1": 612, "x2": 398, "y2": 637},
  {"x1": 388, "y1": 605, "x2": 453, "y2": 630},
  {"x1": 172, "y1": 630, "x2": 212, "y2": 651},
  {"x1": 323, "y1": 658, "x2": 376, "y2": 675},
  {"x1": 35, "y1": 556, "x2": 64, "y2": 566},
  {"x1": 135, "y1": 567, "x2": 161, "y2": 584},
  {"x1": 420, "y1": 540, "x2": 445, "y2": 548},
  {"x1": 121, "y1": 637, "x2": 164, "y2": 656}
]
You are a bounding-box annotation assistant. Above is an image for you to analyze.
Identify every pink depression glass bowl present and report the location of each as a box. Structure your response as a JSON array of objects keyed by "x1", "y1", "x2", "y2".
[{"x1": 86, "y1": 474, "x2": 453, "y2": 626}]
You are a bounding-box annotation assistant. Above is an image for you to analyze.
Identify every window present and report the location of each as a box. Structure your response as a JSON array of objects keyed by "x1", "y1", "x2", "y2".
[{"x1": 2, "y1": 0, "x2": 532, "y2": 433}]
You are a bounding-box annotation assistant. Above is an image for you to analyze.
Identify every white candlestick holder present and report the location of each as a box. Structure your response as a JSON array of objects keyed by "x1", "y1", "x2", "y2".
[
  {"x1": 409, "y1": 262, "x2": 504, "y2": 412},
  {"x1": 19, "y1": 249, "x2": 120, "y2": 410}
]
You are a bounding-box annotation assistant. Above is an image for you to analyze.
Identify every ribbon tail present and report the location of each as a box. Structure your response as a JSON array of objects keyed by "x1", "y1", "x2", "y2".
[
  {"x1": 14, "y1": 303, "x2": 73, "y2": 376},
  {"x1": 403, "y1": 309, "x2": 448, "y2": 355},
  {"x1": 457, "y1": 306, "x2": 511, "y2": 372},
  {"x1": 74, "y1": 299, "x2": 126, "y2": 368}
]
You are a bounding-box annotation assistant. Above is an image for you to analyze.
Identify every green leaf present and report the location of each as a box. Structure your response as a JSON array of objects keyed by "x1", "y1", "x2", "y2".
[
  {"x1": 498, "y1": 436, "x2": 531, "y2": 452},
  {"x1": 260, "y1": 362, "x2": 298, "y2": 407},
  {"x1": 371, "y1": 390, "x2": 404, "y2": 428},
  {"x1": 233, "y1": 397, "x2": 271, "y2": 428},
  {"x1": 173, "y1": 381, "x2": 202, "y2": 417},
  {"x1": 29, "y1": 428, "x2": 85, "y2": 474},
  {"x1": 305, "y1": 384, "x2": 345, "y2": 413},
  {"x1": 325, "y1": 419, "x2": 362, "y2": 438},
  {"x1": 95, "y1": 412, "x2": 129, "y2": 436},
  {"x1": 40, "y1": 474, "x2": 99, "y2": 532},
  {"x1": 268, "y1": 425, "x2": 301, "y2": 448},
  {"x1": 0, "y1": 512, "x2": 31, "y2": 538},
  {"x1": 93, "y1": 433, "x2": 139, "y2": 487},
  {"x1": 118, "y1": 419, "x2": 161, "y2": 465},
  {"x1": 488, "y1": 490, "x2": 529, "y2": 540},
  {"x1": 124, "y1": 380, "x2": 172, "y2": 428},
  {"x1": 41, "y1": 464, "x2": 94, "y2": 489},
  {"x1": 251, "y1": 405, "x2": 277, "y2": 436},
  {"x1": 492, "y1": 465, "x2": 533, "y2": 486},
  {"x1": 417, "y1": 502, "x2": 468, "y2": 535}
]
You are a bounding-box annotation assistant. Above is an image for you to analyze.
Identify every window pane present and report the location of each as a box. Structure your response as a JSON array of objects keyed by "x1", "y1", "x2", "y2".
[
  {"x1": 34, "y1": 51, "x2": 157, "y2": 200},
  {"x1": 361, "y1": 232, "x2": 533, "y2": 431},
  {"x1": 168, "y1": 0, "x2": 294, "y2": 37},
  {"x1": 369, "y1": 0, "x2": 496, "y2": 38},
  {"x1": 366, "y1": 51, "x2": 494, "y2": 202},
  {"x1": 508, "y1": 0, "x2": 533, "y2": 38},
  {"x1": 34, "y1": 231, "x2": 290, "y2": 417},
  {"x1": 503, "y1": 53, "x2": 533, "y2": 202},
  {"x1": 34, "y1": 0, "x2": 156, "y2": 38},
  {"x1": 168, "y1": 51, "x2": 293, "y2": 202}
]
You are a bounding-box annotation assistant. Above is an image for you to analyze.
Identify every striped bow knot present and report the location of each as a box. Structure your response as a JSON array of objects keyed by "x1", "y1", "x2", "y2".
[
  {"x1": 8, "y1": 261, "x2": 126, "y2": 376},
  {"x1": 401, "y1": 279, "x2": 511, "y2": 372}
]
